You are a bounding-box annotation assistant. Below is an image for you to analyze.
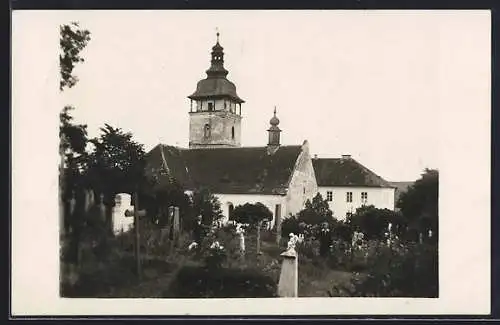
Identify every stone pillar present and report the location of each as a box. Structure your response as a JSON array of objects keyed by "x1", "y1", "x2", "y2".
[
  {"x1": 173, "y1": 207, "x2": 180, "y2": 245},
  {"x1": 239, "y1": 232, "x2": 245, "y2": 257},
  {"x1": 99, "y1": 193, "x2": 106, "y2": 223},
  {"x1": 277, "y1": 248, "x2": 298, "y2": 297}
]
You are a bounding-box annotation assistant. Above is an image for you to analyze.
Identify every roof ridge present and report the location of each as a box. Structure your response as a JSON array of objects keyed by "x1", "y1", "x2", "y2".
[{"x1": 350, "y1": 158, "x2": 391, "y2": 187}]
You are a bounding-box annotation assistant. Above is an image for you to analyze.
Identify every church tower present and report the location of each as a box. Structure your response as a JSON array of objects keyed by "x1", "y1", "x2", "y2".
[{"x1": 187, "y1": 32, "x2": 245, "y2": 149}]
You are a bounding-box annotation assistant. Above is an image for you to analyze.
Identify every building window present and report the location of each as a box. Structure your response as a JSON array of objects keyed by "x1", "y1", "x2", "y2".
[
  {"x1": 326, "y1": 191, "x2": 333, "y2": 202},
  {"x1": 203, "y1": 124, "x2": 211, "y2": 138},
  {"x1": 224, "y1": 101, "x2": 227, "y2": 110},
  {"x1": 361, "y1": 192, "x2": 368, "y2": 204},
  {"x1": 231, "y1": 126, "x2": 235, "y2": 139},
  {"x1": 208, "y1": 102, "x2": 213, "y2": 111},
  {"x1": 346, "y1": 192, "x2": 353, "y2": 203}
]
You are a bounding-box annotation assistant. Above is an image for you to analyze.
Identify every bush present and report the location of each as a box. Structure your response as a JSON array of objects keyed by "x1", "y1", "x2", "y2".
[
  {"x1": 347, "y1": 205, "x2": 406, "y2": 240},
  {"x1": 281, "y1": 215, "x2": 299, "y2": 238},
  {"x1": 169, "y1": 265, "x2": 277, "y2": 298},
  {"x1": 349, "y1": 242, "x2": 438, "y2": 297}
]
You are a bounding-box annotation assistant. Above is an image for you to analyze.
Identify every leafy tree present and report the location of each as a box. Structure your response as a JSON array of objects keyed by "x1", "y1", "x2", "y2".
[
  {"x1": 297, "y1": 193, "x2": 334, "y2": 226},
  {"x1": 232, "y1": 202, "x2": 273, "y2": 225},
  {"x1": 60, "y1": 22, "x2": 91, "y2": 91},
  {"x1": 84, "y1": 124, "x2": 147, "y2": 203},
  {"x1": 232, "y1": 202, "x2": 272, "y2": 254},
  {"x1": 397, "y1": 168, "x2": 439, "y2": 238},
  {"x1": 346, "y1": 205, "x2": 406, "y2": 240},
  {"x1": 191, "y1": 188, "x2": 223, "y2": 226},
  {"x1": 59, "y1": 22, "x2": 91, "y2": 270}
]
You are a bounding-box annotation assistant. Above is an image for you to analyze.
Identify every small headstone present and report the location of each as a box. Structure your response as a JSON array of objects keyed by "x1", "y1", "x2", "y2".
[{"x1": 111, "y1": 193, "x2": 134, "y2": 235}]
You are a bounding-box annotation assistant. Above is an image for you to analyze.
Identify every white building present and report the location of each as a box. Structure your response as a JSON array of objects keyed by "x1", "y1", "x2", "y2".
[
  {"x1": 144, "y1": 32, "x2": 395, "y2": 226},
  {"x1": 144, "y1": 33, "x2": 317, "y2": 229},
  {"x1": 312, "y1": 155, "x2": 396, "y2": 221}
]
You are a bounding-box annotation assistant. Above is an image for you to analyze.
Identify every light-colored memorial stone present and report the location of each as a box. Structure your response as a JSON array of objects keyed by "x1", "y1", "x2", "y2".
[
  {"x1": 111, "y1": 193, "x2": 134, "y2": 235},
  {"x1": 236, "y1": 223, "x2": 245, "y2": 257},
  {"x1": 277, "y1": 233, "x2": 303, "y2": 297}
]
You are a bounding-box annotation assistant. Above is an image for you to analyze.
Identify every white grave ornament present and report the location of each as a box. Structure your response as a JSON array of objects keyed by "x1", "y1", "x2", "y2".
[{"x1": 111, "y1": 193, "x2": 134, "y2": 235}]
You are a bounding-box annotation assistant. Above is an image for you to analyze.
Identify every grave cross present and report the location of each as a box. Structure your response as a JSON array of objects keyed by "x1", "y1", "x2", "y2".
[{"x1": 124, "y1": 192, "x2": 147, "y2": 280}]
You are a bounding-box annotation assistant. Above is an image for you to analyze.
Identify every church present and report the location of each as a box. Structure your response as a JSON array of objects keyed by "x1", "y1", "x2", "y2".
[{"x1": 144, "y1": 33, "x2": 395, "y2": 227}]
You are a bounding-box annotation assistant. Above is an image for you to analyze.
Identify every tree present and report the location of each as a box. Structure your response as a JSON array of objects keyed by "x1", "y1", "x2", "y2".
[
  {"x1": 84, "y1": 124, "x2": 147, "y2": 203},
  {"x1": 191, "y1": 188, "x2": 223, "y2": 226},
  {"x1": 232, "y1": 202, "x2": 272, "y2": 225},
  {"x1": 233, "y1": 202, "x2": 272, "y2": 254},
  {"x1": 297, "y1": 193, "x2": 334, "y2": 226},
  {"x1": 60, "y1": 22, "x2": 91, "y2": 91},
  {"x1": 59, "y1": 22, "x2": 91, "y2": 272},
  {"x1": 397, "y1": 168, "x2": 439, "y2": 239},
  {"x1": 347, "y1": 205, "x2": 406, "y2": 240}
]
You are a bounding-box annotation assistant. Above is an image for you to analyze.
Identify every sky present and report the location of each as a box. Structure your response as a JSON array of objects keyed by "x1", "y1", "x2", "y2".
[{"x1": 52, "y1": 10, "x2": 479, "y2": 181}]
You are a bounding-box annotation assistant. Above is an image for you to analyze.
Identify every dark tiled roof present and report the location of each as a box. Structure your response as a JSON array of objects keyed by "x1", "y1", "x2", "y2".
[
  {"x1": 145, "y1": 144, "x2": 302, "y2": 195},
  {"x1": 188, "y1": 78, "x2": 244, "y2": 103},
  {"x1": 312, "y1": 158, "x2": 393, "y2": 188}
]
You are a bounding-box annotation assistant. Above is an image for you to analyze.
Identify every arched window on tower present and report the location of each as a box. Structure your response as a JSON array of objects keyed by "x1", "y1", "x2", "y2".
[
  {"x1": 204, "y1": 124, "x2": 211, "y2": 138},
  {"x1": 231, "y1": 126, "x2": 235, "y2": 140}
]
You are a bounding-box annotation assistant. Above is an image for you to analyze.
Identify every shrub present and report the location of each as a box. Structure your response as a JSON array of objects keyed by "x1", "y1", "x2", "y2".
[
  {"x1": 169, "y1": 265, "x2": 277, "y2": 298},
  {"x1": 349, "y1": 242, "x2": 438, "y2": 297},
  {"x1": 281, "y1": 215, "x2": 299, "y2": 238}
]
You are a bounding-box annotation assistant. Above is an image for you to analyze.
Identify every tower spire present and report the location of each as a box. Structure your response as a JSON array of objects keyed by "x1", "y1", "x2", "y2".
[
  {"x1": 206, "y1": 27, "x2": 228, "y2": 78},
  {"x1": 267, "y1": 107, "x2": 281, "y2": 154}
]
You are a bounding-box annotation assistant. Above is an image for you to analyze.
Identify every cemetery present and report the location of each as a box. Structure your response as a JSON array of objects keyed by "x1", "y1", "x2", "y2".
[
  {"x1": 60, "y1": 180, "x2": 438, "y2": 299},
  {"x1": 58, "y1": 22, "x2": 439, "y2": 299}
]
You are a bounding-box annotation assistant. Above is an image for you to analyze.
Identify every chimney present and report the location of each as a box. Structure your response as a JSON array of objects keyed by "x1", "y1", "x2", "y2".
[
  {"x1": 313, "y1": 154, "x2": 318, "y2": 159},
  {"x1": 341, "y1": 154, "x2": 351, "y2": 160}
]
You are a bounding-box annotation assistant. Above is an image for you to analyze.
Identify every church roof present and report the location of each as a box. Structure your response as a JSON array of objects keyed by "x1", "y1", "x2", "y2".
[
  {"x1": 312, "y1": 157, "x2": 393, "y2": 188},
  {"x1": 188, "y1": 78, "x2": 244, "y2": 103},
  {"x1": 145, "y1": 144, "x2": 303, "y2": 195}
]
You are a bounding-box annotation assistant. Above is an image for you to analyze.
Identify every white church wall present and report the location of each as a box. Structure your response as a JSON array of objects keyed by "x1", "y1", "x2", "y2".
[
  {"x1": 285, "y1": 141, "x2": 318, "y2": 217},
  {"x1": 318, "y1": 186, "x2": 396, "y2": 221},
  {"x1": 215, "y1": 193, "x2": 286, "y2": 228}
]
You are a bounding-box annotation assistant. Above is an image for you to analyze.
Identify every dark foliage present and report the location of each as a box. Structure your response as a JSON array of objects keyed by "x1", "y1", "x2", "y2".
[
  {"x1": 232, "y1": 202, "x2": 273, "y2": 225},
  {"x1": 190, "y1": 188, "x2": 223, "y2": 226},
  {"x1": 84, "y1": 124, "x2": 147, "y2": 203},
  {"x1": 397, "y1": 168, "x2": 439, "y2": 237},
  {"x1": 297, "y1": 193, "x2": 335, "y2": 226},
  {"x1": 59, "y1": 22, "x2": 91, "y2": 91},
  {"x1": 169, "y1": 265, "x2": 277, "y2": 298},
  {"x1": 346, "y1": 205, "x2": 406, "y2": 240},
  {"x1": 350, "y1": 242, "x2": 438, "y2": 297}
]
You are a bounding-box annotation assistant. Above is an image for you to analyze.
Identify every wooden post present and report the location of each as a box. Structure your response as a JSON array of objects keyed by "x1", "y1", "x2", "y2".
[
  {"x1": 275, "y1": 205, "x2": 282, "y2": 246},
  {"x1": 125, "y1": 194, "x2": 146, "y2": 281},
  {"x1": 133, "y1": 192, "x2": 141, "y2": 280},
  {"x1": 256, "y1": 220, "x2": 261, "y2": 255}
]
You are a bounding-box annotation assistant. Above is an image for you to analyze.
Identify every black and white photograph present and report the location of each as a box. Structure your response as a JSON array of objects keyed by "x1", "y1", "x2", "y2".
[{"x1": 11, "y1": 9, "x2": 491, "y2": 316}]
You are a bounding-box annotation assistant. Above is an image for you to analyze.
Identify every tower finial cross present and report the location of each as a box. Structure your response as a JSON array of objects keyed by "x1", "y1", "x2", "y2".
[
  {"x1": 274, "y1": 106, "x2": 277, "y2": 116},
  {"x1": 216, "y1": 27, "x2": 220, "y2": 42}
]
